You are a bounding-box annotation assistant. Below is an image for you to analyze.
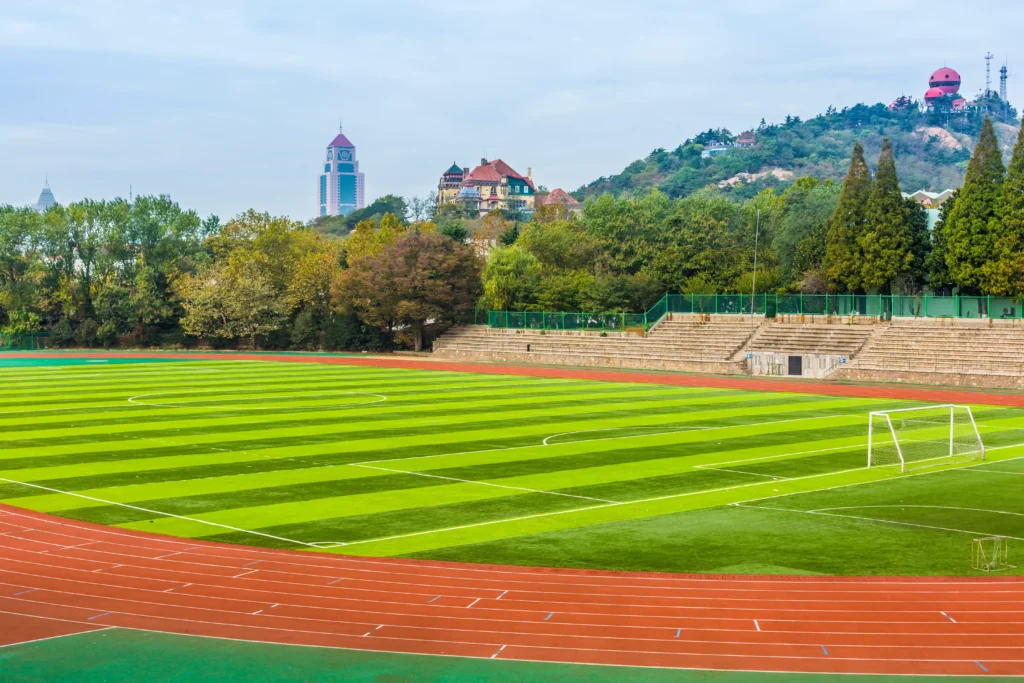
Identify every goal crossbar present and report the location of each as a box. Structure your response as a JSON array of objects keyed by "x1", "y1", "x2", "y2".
[{"x1": 867, "y1": 404, "x2": 985, "y2": 473}]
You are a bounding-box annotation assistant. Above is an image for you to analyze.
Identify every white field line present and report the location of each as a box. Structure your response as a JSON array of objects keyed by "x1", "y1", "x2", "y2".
[
  {"x1": 731, "y1": 504, "x2": 1024, "y2": 542},
  {"x1": 965, "y1": 469, "x2": 1024, "y2": 476},
  {"x1": 0, "y1": 625, "x2": 115, "y2": 650},
  {"x1": 692, "y1": 444, "x2": 863, "y2": 469},
  {"x1": 542, "y1": 427, "x2": 710, "y2": 446},
  {"x1": 702, "y1": 468, "x2": 790, "y2": 481},
  {"x1": 316, "y1": 449, "x2": 1024, "y2": 549},
  {"x1": 128, "y1": 392, "x2": 387, "y2": 409},
  {"x1": 813, "y1": 505, "x2": 1024, "y2": 519},
  {"x1": 349, "y1": 464, "x2": 619, "y2": 504},
  {"x1": 732, "y1": 450, "x2": 1024, "y2": 510},
  {"x1": 0, "y1": 476, "x2": 316, "y2": 548},
  {"x1": 353, "y1": 412, "x2": 864, "y2": 468}
]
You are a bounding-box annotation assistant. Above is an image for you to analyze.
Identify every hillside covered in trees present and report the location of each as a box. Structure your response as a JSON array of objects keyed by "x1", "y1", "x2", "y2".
[{"x1": 578, "y1": 101, "x2": 1020, "y2": 202}]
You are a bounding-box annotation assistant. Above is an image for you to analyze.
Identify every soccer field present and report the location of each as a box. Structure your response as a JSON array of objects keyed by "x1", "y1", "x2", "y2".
[{"x1": 1, "y1": 357, "x2": 1023, "y2": 576}]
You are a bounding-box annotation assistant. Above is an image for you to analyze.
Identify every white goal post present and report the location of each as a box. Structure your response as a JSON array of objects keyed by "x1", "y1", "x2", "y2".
[{"x1": 867, "y1": 404, "x2": 985, "y2": 473}]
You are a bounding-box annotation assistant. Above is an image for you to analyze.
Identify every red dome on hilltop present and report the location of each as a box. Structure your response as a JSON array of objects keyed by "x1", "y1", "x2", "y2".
[
  {"x1": 929, "y1": 67, "x2": 961, "y2": 95},
  {"x1": 924, "y1": 87, "x2": 946, "y2": 101}
]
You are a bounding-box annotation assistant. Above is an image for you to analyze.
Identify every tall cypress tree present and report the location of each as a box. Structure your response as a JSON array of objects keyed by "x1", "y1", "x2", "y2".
[
  {"x1": 824, "y1": 142, "x2": 872, "y2": 292},
  {"x1": 945, "y1": 118, "x2": 1005, "y2": 294},
  {"x1": 859, "y1": 139, "x2": 914, "y2": 293},
  {"x1": 988, "y1": 118, "x2": 1024, "y2": 297}
]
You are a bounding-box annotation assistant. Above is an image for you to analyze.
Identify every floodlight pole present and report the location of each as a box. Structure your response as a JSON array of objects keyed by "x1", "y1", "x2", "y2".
[{"x1": 750, "y1": 210, "x2": 760, "y2": 335}]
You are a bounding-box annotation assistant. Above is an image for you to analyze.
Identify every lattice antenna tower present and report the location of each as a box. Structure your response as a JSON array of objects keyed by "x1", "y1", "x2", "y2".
[
  {"x1": 985, "y1": 52, "x2": 994, "y2": 96},
  {"x1": 1000, "y1": 62, "x2": 1009, "y2": 102}
]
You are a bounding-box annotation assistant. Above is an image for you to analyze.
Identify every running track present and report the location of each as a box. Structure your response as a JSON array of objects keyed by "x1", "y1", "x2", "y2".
[
  {"x1": 1, "y1": 505, "x2": 1023, "y2": 676},
  {"x1": 2, "y1": 351, "x2": 1024, "y2": 675}
]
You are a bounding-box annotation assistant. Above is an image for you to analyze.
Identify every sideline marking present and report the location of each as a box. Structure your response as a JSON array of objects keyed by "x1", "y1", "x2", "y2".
[
  {"x1": 0, "y1": 625, "x2": 114, "y2": 651},
  {"x1": 0, "y1": 477, "x2": 317, "y2": 549}
]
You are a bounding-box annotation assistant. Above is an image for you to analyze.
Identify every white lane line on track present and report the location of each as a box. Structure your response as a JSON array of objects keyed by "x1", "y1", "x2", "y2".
[
  {"x1": 6, "y1": 559, "x2": 1023, "y2": 622},
  {"x1": 5, "y1": 576, "x2": 1024, "y2": 644},
  {"x1": 233, "y1": 569, "x2": 258, "y2": 579},
  {"x1": 348, "y1": 463, "x2": 619, "y2": 504},
  {"x1": 467, "y1": 598, "x2": 481, "y2": 608},
  {"x1": 0, "y1": 606, "x2": 1015, "y2": 672}
]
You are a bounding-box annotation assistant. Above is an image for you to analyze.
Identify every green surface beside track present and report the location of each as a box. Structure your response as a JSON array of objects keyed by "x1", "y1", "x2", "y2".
[{"x1": 1, "y1": 629, "x2": 1014, "y2": 682}]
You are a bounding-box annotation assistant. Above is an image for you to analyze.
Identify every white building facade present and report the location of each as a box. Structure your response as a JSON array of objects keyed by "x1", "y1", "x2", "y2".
[{"x1": 319, "y1": 127, "x2": 366, "y2": 217}]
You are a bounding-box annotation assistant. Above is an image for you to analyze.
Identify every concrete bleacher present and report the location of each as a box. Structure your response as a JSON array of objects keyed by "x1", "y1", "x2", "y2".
[
  {"x1": 433, "y1": 314, "x2": 1024, "y2": 389},
  {"x1": 432, "y1": 314, "x2": 760, "y2": 373},
  {"x1": 744, "y1": 323, "x2": 878, "y2": 358},
  {"x1": 839, "y1": 319, "x2": 1024, "y2": 387}
]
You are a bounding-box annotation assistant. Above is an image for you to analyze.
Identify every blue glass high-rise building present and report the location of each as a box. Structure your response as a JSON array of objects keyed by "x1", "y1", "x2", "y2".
[{"x1": 319, "y1": 124, "x2": 365, "y2": 217}]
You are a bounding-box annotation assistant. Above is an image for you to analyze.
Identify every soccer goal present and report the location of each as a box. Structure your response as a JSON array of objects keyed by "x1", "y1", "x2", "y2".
[
  {"x1": 867, "y1": 404, "x2": 985, "y2": 473},
  {"x1": 972, "y1": 536, "x2": 1016, "y2": 572}
]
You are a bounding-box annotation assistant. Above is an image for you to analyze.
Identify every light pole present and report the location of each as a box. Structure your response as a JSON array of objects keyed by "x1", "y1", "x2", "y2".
[{"x1": 750, "y1": 209, "x2": 760, "y2": 335}]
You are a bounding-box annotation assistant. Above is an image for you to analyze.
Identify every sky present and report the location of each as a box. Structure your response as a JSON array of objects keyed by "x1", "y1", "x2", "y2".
[{"x1": 1, "y1": 1, "x2": 1022, "y2": 222}]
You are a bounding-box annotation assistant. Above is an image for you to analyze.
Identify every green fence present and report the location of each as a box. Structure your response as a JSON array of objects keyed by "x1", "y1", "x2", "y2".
[
  {"x1": 0, "y1": 332, "x2": 50, "y2": 351},
  {"x1": 484, "y1": 294, "x2": 1024, "y2": 332},
  {"x1": 486, "y1": 311, "x2": 648, "y2": 332}
]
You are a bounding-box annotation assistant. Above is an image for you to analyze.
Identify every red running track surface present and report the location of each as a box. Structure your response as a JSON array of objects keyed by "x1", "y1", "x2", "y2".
[{"x1": 1, "y1": 504, "x2": 1022, "y2": 676}]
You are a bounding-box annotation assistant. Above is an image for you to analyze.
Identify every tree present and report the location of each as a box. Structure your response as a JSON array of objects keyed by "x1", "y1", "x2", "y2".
[
  {"x1": 988, "y1": 117, "x2": 1024, "y2": 296},
  {"x1": 480, "y1": 246, "x2": 542, "y2": 311},
  {"x1": 179, "y1": 255, "x2": 289, "y2": 347},
  {"x1": 944, "y1": 118, "x2": 1006, "y2": 294},
  {"x1": 859, "y1": 140, "x2": 915, "y2": 293},
  {"x1": 772, "y1": 179, "x2": 839, "y2": 287},
  {"x1": 926, "y1": 194, "x2": 957, "y2": 293},
  {"x1": 824, "y1": 142, "x2": 872, "y2": 292},
  {"x1": 333, "y1": 231, "x2": 482, "y2": 351}
]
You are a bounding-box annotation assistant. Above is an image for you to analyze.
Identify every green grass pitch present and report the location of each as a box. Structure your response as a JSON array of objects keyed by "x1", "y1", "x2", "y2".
[{"x1": 1, "y1": 357, "x2": 1022, "y2": 576}]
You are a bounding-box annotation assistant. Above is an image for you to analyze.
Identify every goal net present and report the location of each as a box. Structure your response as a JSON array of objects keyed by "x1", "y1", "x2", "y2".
[{"x1": 868, "y1": 404, "x2": 985, "y2": 472}]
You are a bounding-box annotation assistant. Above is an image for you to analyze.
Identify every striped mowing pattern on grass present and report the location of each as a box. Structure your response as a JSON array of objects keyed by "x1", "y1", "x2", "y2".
[{"x1": 2, "y1": 359, "x2": 1023, "y2": 561}]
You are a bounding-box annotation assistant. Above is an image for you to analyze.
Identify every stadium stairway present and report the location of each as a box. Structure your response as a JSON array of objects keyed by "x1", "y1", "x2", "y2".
[{"x1": 431, "y1": 314, "x2": 760, "y2": 373}]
